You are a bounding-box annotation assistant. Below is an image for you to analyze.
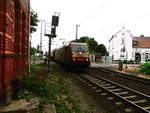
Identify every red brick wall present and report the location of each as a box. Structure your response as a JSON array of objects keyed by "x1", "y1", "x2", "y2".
[
  {"x1": 0, "y1": 0, "x2": 29, "y2": 103},
  {"x1": 14, "y1": 0, "x2": 22, "y2": 77},
  {"x1": 0, "y1": 0, "x2": 6, "y2": 102}
]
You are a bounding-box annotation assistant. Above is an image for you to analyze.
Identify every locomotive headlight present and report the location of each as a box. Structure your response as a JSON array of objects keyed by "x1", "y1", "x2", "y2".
[
  {"x1": 73, "y1": 58, "x2": 76, "y2": 61},
  {"x1": 86, "y1": 58, "x2": 89, "y2": 61},
  {"x1": 79, "y1": 52, "x2": 82, "y2": 54}
]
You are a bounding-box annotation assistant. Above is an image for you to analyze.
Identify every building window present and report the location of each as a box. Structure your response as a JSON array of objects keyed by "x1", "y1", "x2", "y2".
[
  {"x1": 133, "y1": 41, "x2": 138, "y2": 45},
  {"x1": 121, "y1": 38, "x2": 125, "y2": 45},
  {"x1": 145, "y1": 53, "x2": 149, "y2": 60}
]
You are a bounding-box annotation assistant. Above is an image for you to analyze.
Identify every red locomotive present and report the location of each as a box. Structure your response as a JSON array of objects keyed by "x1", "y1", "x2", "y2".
[{"x1": 53, "y1": 41, "x2": 91, "y2": 67}]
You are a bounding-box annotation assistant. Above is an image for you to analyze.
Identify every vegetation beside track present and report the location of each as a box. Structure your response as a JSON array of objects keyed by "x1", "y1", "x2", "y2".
[
  {"x1": 140, "y1": 62, "x2": 150, "y2": 75},
  {"x1": 18, "y1": 63, "x2": 89, "y2": 113}
]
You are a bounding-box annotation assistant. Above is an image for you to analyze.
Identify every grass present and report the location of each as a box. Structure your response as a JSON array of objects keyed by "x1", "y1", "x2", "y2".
[{"x1": 18, "y1": 63, "x2": 87, "y2": 113}]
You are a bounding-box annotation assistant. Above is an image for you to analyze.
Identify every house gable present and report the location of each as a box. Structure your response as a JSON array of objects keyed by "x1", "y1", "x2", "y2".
[{"x1": 133, "y1": 35, "x2": 150, "y2": 48}]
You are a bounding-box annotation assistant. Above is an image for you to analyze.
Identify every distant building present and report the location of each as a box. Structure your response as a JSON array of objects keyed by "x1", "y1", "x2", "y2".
[
  {"x1": 132, "y1": 35, "x2": 150, "y2": 61},
  {"x1": 109, "y1": 27, "x2": 150, "y2": 62}
]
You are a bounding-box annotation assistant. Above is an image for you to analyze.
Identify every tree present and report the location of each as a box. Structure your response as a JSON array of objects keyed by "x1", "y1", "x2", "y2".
[
  {"x1": 31, "y1": 46, "x2": 43, "y2": 55},
  {"x1": 87, "y1": 38, "x2": 98, "y2": 53},
  {"x1": 31, "y1": 47, "x2": 39, "y2": 55},
  {"x1": 30, "y1": 9, "x2": 39, "y2": 34},
  {"x1": 80, "y1": 36, "x2": 89, "y2": 42},
  {"x1": 79, "y1": 36, "x2": 98, "y2": 53},
  {"x1": 79, "y1": 36, "x2": 107, "y2": 55},
  {"x1": 30, "y1": 9, "x2": 39, "y2": 56},
  {"x1": 95, "y1": 44, "x2": 107, "y2": 56}
]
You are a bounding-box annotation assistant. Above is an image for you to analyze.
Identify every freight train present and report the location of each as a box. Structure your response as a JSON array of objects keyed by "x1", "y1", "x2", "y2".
[{"x1": 53, "y1": 41, "x2": 91, "y2": 67}]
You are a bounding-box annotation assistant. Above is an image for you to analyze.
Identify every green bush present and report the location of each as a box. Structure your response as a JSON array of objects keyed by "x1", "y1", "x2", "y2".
[
  {"x1": 140, "y1": 62, "x2": 150, "y2": 74},
  {"x1": 20, "y1": 64, "x2": 88, "y2": 113},
  {"x1": 23, "y1": 74, "x2": 61, "y2": 100}
]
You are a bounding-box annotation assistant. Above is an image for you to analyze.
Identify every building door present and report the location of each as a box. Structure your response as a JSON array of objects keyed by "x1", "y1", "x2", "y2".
[{"x1": 135, "y1": 53, "x2": 141, "y2": 62}]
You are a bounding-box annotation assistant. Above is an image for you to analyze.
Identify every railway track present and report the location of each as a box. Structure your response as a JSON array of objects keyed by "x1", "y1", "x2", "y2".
[
  {"x1": 84, "y1": 67, "x2": 150, "y2": 96},
  {"x1": 77, "y1": 72, "x2": 150, "y2": 113},
  {"x1": 89, "y1": 67, "x2": 150, "y2": 84}
]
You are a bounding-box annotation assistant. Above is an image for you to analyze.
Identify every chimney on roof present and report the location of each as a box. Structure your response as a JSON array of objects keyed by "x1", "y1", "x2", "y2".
[{"x1": 140, "y1": 35, "x2": 144, "y2": 37}]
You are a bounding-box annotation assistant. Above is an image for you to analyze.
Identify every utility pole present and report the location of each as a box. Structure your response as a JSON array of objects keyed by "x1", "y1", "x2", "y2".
[
  {"x1": 44, "y1": 22, "x2": 52, "y2": 72},
  {"x1": 75, "y1": 24, "x2": 80, "y2": 40},
  {"x1": 40, "y1": 20, "x2": 45, "y2": 58},
  {"x1": 40, "y1": 20, "x2": 43, "y2": 57},
  {"x1": 125, "y1": 49, "x2": 128, "y2": 69},
  {"x1": 48, "y1": 35, "x2": 52, "y2": 71}
]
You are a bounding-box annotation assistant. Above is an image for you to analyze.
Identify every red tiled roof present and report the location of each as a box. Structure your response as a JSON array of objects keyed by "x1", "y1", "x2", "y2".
[{"x1": 133, "y1": 37, "x2": 150, "y2": 48}]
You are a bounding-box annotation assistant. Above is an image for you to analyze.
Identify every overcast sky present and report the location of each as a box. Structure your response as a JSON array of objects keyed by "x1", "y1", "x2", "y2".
[{"x1": 31, "y1": 0, "x2": 150, "y2": 51}]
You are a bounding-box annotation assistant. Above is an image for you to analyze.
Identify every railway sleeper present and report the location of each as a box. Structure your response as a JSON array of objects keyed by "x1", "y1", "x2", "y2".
[
  {"x1": 115, "y1": 91, "x2": 128, "y2": 95},
  {"x1": 109, "y1": 88, "x2": 122, "y2": 92},
  {"x1": 143, "y1": 106, "x2": 150, "y2": 110},
  {"x1": 100, "y1": 93, "x2": 108, "y2": 96},
  {"x1": 87, "y1": 84, "x2": 93, "y2": 87},
  {"x1": 104, "y1": 86, "x2": 116, "y2": 89},
  {"x1": 95, "y1": 89, "x2": 102, "y2": 92},
  {"x1": 98, "y1": 82, "x2": 106, "y2": 84},
  {"x1": 132, "y1": 99, "x2": 147, "y2": 104},
  {"x1": 101, "y1": 83, "x2": 111, "y2": 87},
  {"x1": 123, "y1": 95, "x2": 137, "y2": 99},
  {"x1": 91, "y1": 87, "x2": 97, "y2": 90}
]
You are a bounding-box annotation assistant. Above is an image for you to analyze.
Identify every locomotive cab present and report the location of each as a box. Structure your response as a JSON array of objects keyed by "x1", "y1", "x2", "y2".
[{"x1": 70, "y1": 42, "x2": 90, "y2": 67}]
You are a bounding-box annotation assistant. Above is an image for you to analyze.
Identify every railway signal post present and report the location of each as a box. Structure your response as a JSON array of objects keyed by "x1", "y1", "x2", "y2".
[
  {"x1": 45, "y1": 12, "x2": 60, "y2": 72},
  {"x1": 48, "y1": 34, "x2": 52, "y2": 72}
]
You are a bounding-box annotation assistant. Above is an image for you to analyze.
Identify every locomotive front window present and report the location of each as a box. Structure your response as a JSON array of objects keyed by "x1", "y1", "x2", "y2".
[{"x1": 71, "y1": 45, "x2": 89, "y2": 52}]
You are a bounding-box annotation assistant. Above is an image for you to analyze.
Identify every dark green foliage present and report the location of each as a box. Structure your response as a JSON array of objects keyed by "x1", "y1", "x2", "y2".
[
  {"x1": 87, "y1": 38, "x2": 98, "y2": 53},
  {"x1": 79, "y1": 36, "x2": 107, "y2": 54},
  {"x1": 23, "y1": 73, "x2": 61, "y2": 99},
  {"x1": 140, "y1": 62, "x2": 150, "y2": 74},
  {"x1": 22, "y1": 74, "x2": 73, "y2": 112},
  {"x1": 30, "y1": 46, "x2": 43, "y2": 55},
  {"x1": 31, "y1": 47, "x2": 39, "y2": 55},
  {"x1": 80, "y1": 36, "x2": 89, "y2": 42},
  {"x1": 30, "y1": 9, "x2": 39, "y2": 33},
  {"x1": 95, "y1": 44, "x2": 107, "y2": 55},
  {"x1": 20, "y1": 64, "x2": 82, "y2": 113}
]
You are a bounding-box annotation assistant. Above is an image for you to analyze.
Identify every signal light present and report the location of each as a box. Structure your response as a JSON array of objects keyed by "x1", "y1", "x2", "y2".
[
  {"x1": 51, "y1": 27, "x2": 56, "y2": 34},
  {"x1": 51, "y1": 16, "x2": 59, "y2": 26},
  {"x1": 51, "y1": 27, "x2": 57, "y2": 38}
]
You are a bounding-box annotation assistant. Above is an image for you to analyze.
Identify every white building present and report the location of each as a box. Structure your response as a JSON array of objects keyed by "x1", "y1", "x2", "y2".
[{"x1": 109, "y1": 27, "x2": 150, "y2": 62}]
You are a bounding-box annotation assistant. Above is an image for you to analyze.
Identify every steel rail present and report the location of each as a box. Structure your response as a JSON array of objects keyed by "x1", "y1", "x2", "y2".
[
  {"x1": 90, "y1": 67, "x2": 150, "y2": 85},
  {"x1": 78, "y1": 72, "x2": 150, "y2": 113}
]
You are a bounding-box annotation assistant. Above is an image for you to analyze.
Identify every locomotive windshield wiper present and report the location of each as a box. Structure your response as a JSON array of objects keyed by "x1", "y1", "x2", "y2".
[
  {"x1": 77, "y1": 47, "x2": 84, "y2": 52},
  {"x1": 78, "y1": 46, "x2": 88, "y2": 52}
]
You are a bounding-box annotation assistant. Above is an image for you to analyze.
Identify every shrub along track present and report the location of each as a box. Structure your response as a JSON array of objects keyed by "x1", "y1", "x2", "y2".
[
  {"x1": 22, "y1": 63, "x2": 112, "y2": 113},
  {"x1": 84, "y1": 67, "x2": 150, "y2": 96},
  {"x1": 75, "y1": 71, "x2": 150, "y2": 113}
]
